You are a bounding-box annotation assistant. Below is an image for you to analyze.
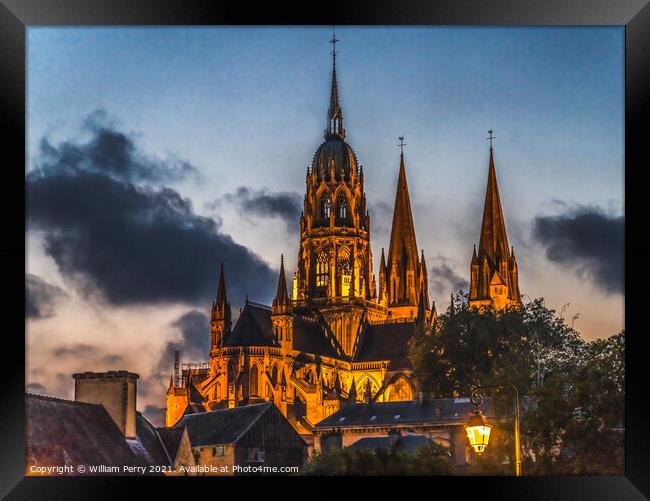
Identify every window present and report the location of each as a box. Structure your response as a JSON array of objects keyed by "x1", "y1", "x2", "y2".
[
  {"x1": 212, "y1": 446, "x2": 225, "y2": 457},
  {"x1": 337, "y1": 194, "x2": 347, "y2": 219},
  {"x1": 321, "y1": 197, "x2": 331, "y2": 219},
  {"x1": 250, "y1": 365, "x2": 259, "y2": 397},
  {"x1": 316, "y1": 251, "x2": 329, "y2": 287},
  {"x1": 192, "y1": 449, "x2": 201, "y2": 465},
  {"x1": 389, "y1": 378, "x2": 413, "y2": 402},
  {"x1": 247, "y1": 447, "x2": 265, "y2": 462}
]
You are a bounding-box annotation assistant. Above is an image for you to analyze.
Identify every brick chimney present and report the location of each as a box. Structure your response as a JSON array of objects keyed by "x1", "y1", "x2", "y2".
[{"x1": 72, "y1": 370, "x2": 139, "y2": 438}]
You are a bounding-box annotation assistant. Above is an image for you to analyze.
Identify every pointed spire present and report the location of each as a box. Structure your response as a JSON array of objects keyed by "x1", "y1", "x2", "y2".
[
  {"x1": 380, "y1": 248, "x2": 387, "y2": 273},
  {"x1": 416, "y1": 284, "x2": 428, "y2": 327},
  {"x1": 471, "y1": 244, "x2": 479, "y2": 265},
  {"x1": 469, "y1": 133, "x2": 521, "y2": 307},
  {"x1": 449, "y1": 293, "x2": 456, "y2": 316},
  {"x1": 213, "y1": 262, "x2": 231, "y2": 326},
  {"x1": 272, "y1": 254, "x2": 291, "y2": 314},
  {"x1": 215, "y1": 262, "x2": 227, "y2": 309},
  {"x1": 364, "y1": 379, "x2": 373, "y2": 405},
  {"x1": 348, "y1": 377, "x2": 357, "y2": 403},
  {"x1": 387, "y1": 144, "x2": 420, "y2": 306},
  {"x1": 478, "y1": 142, "x2": 511, "y2": 267},
  {"x1": 167, "y1": 374, "x2": 175, "y2": 394},
  {"x1": 325, "y1": 27, "x2": 345, "y2": 140}
]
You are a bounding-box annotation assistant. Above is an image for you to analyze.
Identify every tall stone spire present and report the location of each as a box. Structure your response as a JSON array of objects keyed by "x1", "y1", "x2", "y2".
[
  {"x1": 325, "y1": 28, "x2": 345, "y2": 140},
  {"x1": 272, "y1": 255, "x2": 293, "y2": 352},
  {"x1": 478, "y1": 147, "x2": 510, "y2": 267},
  {"x1": 469, "y1": 133, "x2": 520, "y2": 309},
  {"x1": 386, "y1": 145, "x2": 421, "y2": 313},
  {"x1": 210, "y1": 262, "x2": 231, "y2": 349},
  {"x1": 272, "y1": 255, "x2": 291, "y2": 315}
]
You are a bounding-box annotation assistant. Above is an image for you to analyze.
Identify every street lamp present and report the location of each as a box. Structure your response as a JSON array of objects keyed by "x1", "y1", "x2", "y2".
[
  {"x1": 464, "y1": 385, "x2": 522, "y2": 476},
  {"x1": 465, "y1": 408, "x2": 492, "y2": 454}
]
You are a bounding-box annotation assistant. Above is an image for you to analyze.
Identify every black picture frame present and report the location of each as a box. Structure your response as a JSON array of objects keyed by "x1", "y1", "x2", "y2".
[{"x1": 2, "y1": 0, "x2": 648, "y2": 498}]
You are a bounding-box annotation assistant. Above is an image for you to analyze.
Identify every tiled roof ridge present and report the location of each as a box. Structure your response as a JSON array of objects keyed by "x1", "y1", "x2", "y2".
[
  {"x1": 26, "y1": 393, "x2": 104, "y2": 409},
  {"x1": 178, "y1": 401, "x2": 272, "y2": 422}
]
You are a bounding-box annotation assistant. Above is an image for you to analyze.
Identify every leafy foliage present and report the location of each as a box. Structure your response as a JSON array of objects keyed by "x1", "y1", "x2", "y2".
[
  {"x1": 301, "y1": 442, "x2": 452, "y2": 476},
  {"x1": 409, "y1": 294, "x2": 624, "y2": 475}
]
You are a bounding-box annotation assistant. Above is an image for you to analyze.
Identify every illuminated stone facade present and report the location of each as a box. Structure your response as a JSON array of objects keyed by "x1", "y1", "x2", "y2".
[{"x1": 165, "y1": 39, "x2": 520, "y2": 437}]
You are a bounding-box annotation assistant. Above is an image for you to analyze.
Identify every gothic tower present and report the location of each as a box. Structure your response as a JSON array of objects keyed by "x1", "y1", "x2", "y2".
[
  {"x1": 210, "y1": 262, "x2": 231, "y2": 354},
  {"x1": 292, "y1": 34, "x2": 379, "y2": 354},
  {"x1": 383, "y1": 148, "x2": 430, "y2": 320},
  {"x1": 468, "y1": 136, "x2": 521, "y2": 310}
]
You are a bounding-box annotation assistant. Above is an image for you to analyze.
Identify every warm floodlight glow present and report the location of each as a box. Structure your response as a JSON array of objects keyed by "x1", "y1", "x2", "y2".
[{"x1": 465, "y1": 411, "x2": 492, "y2": 454}]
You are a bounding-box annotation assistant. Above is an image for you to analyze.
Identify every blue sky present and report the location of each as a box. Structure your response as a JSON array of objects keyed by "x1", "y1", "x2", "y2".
[{"x1": 25, "y1": 27, "x2": 624, "y2": 408}]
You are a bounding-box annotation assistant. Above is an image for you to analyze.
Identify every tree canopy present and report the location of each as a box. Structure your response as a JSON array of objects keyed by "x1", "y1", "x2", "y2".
[{"x1": 409, "y1": 294, "x2": 624, "y2": 475}]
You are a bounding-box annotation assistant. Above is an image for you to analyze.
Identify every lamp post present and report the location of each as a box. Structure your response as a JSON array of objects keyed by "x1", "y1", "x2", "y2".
[{"x1": 465, "y1": 385, "x2": 522, "y2": 476}]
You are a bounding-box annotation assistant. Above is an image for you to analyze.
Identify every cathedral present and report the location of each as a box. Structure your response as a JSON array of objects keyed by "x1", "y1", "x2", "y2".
[{"x1": 166, "y1": 37, "x2": 521, "y2": 437}]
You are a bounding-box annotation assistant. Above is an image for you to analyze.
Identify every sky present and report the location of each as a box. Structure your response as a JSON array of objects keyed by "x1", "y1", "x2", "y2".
[{"x1": 25, "y1": 27, "x2": 624, "y2": 424}]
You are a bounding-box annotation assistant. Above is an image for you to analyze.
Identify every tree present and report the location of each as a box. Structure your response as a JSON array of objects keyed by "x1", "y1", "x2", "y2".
[
  {"x1": 301, "y1": 442, "x2": 452, "y2": 476},
  {"x1": 409, "y1": 293, "x2": 624, "y2": 475}
]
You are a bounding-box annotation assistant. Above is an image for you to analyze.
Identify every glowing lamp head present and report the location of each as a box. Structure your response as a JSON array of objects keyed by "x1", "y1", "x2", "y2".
[{"x1": 465, "y1": 410, "x2": 492, "y2": 454}]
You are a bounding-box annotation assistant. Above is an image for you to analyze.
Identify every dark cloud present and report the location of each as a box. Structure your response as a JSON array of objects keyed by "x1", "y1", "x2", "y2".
[
  {"x1": 26, "y1": 273, "x2": 69, "y2": 319},
  {"x1": 26, "y1": 382, "x2": 47, "y2": 394},
  {"x1": 52, "y1": 344, "x2": 96, "y2": 358},
  {"x1": 36, "y1": 109, "x2": 197, "y2": 185},
  {"x1": 214, "y1": 187, "x2": 301, "y2": 228},
  {"x1": 429, "y1": 255, "x2": 469, "y2": 297},
  {"x1": 27, "y1": 111, "x2": 276, "y2": 306},
  {"x1": 532, "y1": 205, "x2": 624, "y2": 294},
  {"x1": 158, "y1": 310, "x2": 210, "y2": 375},
  {"x1": 101, "y1": 354, "x2": 126, "y2": 366}
]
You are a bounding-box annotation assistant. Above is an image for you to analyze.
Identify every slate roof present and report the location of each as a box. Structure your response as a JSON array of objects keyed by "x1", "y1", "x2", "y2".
[
  {"x1": 26, "y1": 394, "x2": 139, "y2": 472},
  {"x1": 315, "y1": 398, "x2": 497, "y2": 429},
  {"x1": 174, "y1": 402, "x2": 272, "y2": 447},
  {"x1": 157, "y1": 427, "x2": 186, "y2": 460},
  {"x1": 26, "y1": 394, "x2": 172, "y2": 473},
  {"x1": 224, "y1": 302, "x2": 415, "y2": 365},
  {"x1": 130, "y1": 412, "x2": 171, "y2": 467},
  {"x1": 349, "y1": 434, "x2": 431, "y2": 454},
  {"x1": 293, "y1": 314, "x2": 339, "y2": 358},
  {"x1": 224, "y1": 303, "x2": 276, "y2": 347},
  {"x1": 354, "y1": 321, "x2": 416, "y2": 368},
  {"x1": 225, "y1": 303, "x2": 340, "y2": 358}
]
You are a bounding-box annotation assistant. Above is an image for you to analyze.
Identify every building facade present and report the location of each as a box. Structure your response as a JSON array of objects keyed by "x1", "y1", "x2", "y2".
[{"x1": 165, "y1": 38, "x2": 521, "y2": 438}]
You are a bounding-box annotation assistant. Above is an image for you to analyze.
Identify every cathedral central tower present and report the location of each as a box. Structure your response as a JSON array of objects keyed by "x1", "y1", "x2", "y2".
[{"x1": 291, "y1": 34, "x2": 379, "y2": 355}]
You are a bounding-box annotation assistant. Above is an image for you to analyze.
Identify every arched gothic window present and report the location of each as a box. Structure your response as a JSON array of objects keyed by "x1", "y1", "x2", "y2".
[
  {"x1": 388, "y1": 377, "x2": 413, "y2": 402},
  {"x1": 250, "y1": 365, "x2": 259, "y2": 397},
  {"x1": 316, "y1": 251, "x2": 329, "y2": 287},
  {"x1": 321, "y1": 197, "x2": 331, "y2": 219},
  {"x1": 337, "y1": 194, "x2": 347, "y2": 219}
]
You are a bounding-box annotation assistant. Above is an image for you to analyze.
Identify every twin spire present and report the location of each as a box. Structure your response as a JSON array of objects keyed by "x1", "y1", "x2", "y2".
[
  {"x1": 385, "y1": 144, "x2": 425, "y2": 309},
  {"x1": 469, "y1": 135, "x2": 521, "y2": 307}
]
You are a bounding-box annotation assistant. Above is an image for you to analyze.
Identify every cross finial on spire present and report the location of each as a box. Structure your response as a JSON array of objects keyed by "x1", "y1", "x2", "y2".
[
  {"x1": 486, "y1": 129, "x2": 496, "y2": 151},
  {"x1": 329, "y1": 26, "x2": 338, "y2": 65},
  {"x1": 398, "y1": 136, "x2": 406, "y2": 156}
]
